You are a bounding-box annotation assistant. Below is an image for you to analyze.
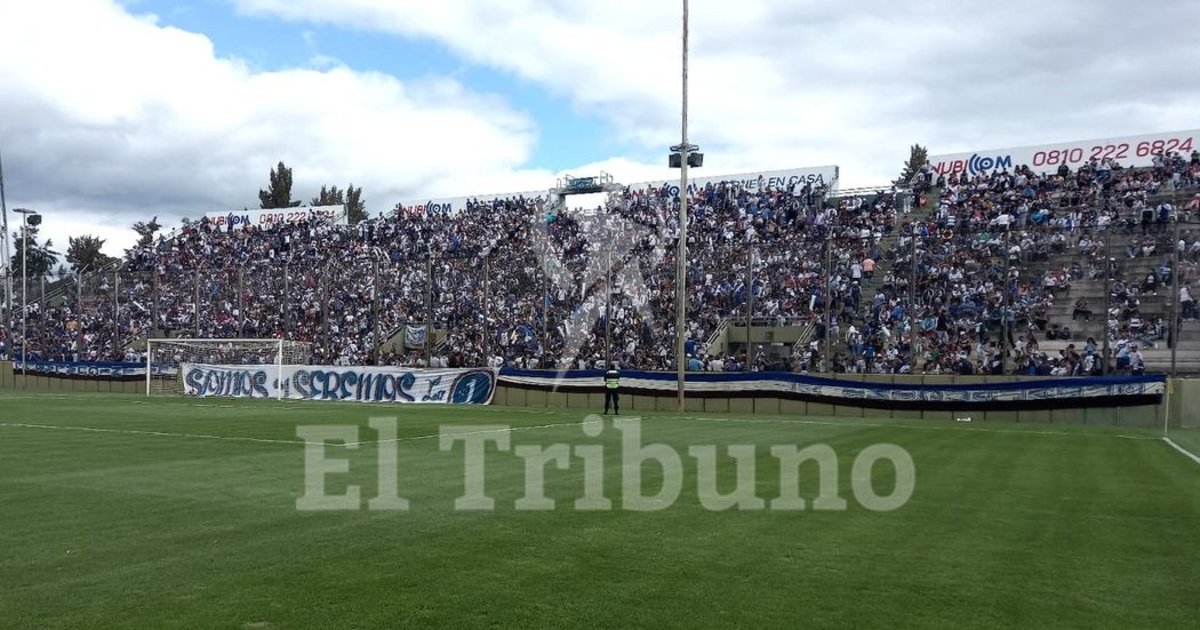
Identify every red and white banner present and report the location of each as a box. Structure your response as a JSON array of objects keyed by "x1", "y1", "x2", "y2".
[{"x1": 929, "y1": 130, "x2": 1199, "y2": 177}]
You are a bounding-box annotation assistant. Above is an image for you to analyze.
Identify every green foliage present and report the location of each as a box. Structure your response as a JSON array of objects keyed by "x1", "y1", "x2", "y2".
[
  {"x1": 132, "y1": 216, "x2": 162, "y2": 248},
  {"x1": 259, "y1": 161, "x2": 302, "y2": 209},
  {"x1": 313, "y1": 183, "x2": 368, "y2": 224},
  {"x1": 66, "y1": 234, "x2": 116, "y2": 272},
  {"x1": 9, "y1": 223, "x2": 59, "y2": 279},
  {"x1": 894, "y1": 144, "x2": 929, "y2": 186}
]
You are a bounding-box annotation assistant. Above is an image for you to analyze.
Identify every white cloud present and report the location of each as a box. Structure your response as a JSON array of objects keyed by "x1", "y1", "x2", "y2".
[
  {"x1": 5, "y1": 0, "x2": 1200, "y2": 263},
  {"x1": 0, "y1": 0, "x2": 552, "y2": 257},
  {"x1": 233, "y1": 0, "x2": 1200, "y2": 182}
]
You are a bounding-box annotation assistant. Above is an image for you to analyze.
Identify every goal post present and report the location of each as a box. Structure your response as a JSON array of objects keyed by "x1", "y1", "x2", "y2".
[{"x1": 145, "y1": 338, "x2": 313, "y2": 398}]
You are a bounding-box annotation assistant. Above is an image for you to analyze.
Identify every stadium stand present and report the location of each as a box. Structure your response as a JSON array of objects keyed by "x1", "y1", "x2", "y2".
[{"x1": 3, "y1": 149, "x2": 1199, "y2": 375}]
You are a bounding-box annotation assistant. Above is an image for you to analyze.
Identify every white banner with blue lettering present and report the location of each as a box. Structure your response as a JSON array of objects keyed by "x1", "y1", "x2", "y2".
[
  {"x1": 404, "y1": 325, "x2": 427, "y2": 347},
  {"x1": 497, "y1": 369, "x2": 1164, "y2": 410},
  {"x1": 181, "y1": 364, "x2": 496, "y2": 405}
]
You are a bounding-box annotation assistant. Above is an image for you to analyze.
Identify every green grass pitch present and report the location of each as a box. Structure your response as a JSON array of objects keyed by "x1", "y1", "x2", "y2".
[{"x1": 1, "y1": 391, "x2": 1199, "y2": 629}]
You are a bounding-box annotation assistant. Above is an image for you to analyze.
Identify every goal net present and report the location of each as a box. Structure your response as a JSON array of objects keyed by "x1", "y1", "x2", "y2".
[{"x1": 146, "y1": 338, "x2": 313, "y2": 397}]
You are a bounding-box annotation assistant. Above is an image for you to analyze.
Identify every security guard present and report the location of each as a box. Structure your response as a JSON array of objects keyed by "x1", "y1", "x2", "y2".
[{"x1": 603, "y1": 364, "x2": 620, "y2": 416}]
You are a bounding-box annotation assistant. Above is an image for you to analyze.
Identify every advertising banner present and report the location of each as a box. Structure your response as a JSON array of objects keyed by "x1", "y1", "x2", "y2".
[
  {"x1": 391, "y1": 166, "x2": 841, "y2": 217},
  {"x1": 626, "y1": 166, "x2": 840, "y2": 198},
  {"x1": 181, "y1": 364, "x2": 496, "y2": 405},
  {"x1": 929, "y1": 129, "x2": 1199, "y2": 177},
  {"x1": 202, "y1": 205, "x2": 347, "y2": 231}
]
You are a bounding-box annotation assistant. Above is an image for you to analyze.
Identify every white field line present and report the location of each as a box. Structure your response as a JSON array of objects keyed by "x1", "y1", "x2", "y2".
[
  {"x1": 671, "y1": 415, "x2": 1160, "y2": 441},
  {"x1": 347, "y1": 422, "x2": 583, "y2": 447},
  {"x1": 0, "y1": 422, "x2": 312, "y2": 446},
  {"x1": 0, "y1": 420, "x2": 585, "y2": 449},
  {"x1": 1163, "y1": 436, "x2": 1200, "y2": 465}
]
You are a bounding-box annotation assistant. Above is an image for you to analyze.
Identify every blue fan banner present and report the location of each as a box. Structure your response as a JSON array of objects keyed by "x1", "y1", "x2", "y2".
[{"x1": 497, "y1": 369, "x2": 1166, "y2": 410}]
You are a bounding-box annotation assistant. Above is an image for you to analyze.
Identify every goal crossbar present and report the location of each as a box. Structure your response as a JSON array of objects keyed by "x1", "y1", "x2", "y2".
[{"x1": 145, "y1": 338, "x2": 311, "y2": 399}]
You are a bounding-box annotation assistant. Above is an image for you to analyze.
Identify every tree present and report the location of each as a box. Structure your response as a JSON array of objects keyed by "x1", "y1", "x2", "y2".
[
  {"x1": 312, "y1": 183, "x2": 368, "y2": 225},
  {"x1": 345, "y1": 184, "x2": 367, "y2": 225},
  {"x1": 9, "y1": 223, "x2": 60, "y2": 280},
  {"x1": 259, "y1": 161, "x2": 302, "y2": 209},
  {"x1": 132, "y1": 216, "x2": 162, "y2": 248},
  {"x1": 66, "y1": 234, "x2": 116, "y2": 272},
  {"x1": 311, "y1": 184, "x2": 344, "y2": 207},
  {"x1": 894, "y1": 144, "x2": 929, "y2": 186}
]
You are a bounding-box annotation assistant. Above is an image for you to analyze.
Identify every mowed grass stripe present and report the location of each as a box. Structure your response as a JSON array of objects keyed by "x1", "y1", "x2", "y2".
[{"x1": 1, "y1": 395, "x2": 1199, "y2": 628}]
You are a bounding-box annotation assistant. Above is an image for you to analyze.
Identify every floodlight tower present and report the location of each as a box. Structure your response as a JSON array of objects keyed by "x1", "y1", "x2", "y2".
[
  {"x1": 669, "y1": 0, "x2": 703, "y2": 412},
  {"x1": 0, "y1": 149, "x2": 11, "y2": 331}
]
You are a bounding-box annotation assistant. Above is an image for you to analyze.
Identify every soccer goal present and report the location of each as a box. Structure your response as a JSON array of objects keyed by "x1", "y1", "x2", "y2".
[{"x1": 145, "y1": 338, "x2": 313, "y2": 397}]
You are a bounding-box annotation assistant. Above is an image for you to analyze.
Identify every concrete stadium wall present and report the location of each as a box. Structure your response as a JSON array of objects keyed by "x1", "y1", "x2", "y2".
[{"x1": 1, "y1": 361, "x2": 1193, "y2": 428}]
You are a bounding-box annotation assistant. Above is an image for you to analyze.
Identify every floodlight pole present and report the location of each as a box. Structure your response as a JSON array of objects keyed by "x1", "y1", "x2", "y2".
[
  {"x1": 605, "y1": 249, "x2": 612, "y2": 367},
  {"x1": 0, "y1": 148, "x2": 11, "y2": 332},
  {"x1": 21, "y1": 213, "x2": 27, "y2": 374},
  {"x1": 675, "y1": 0, "x2": 690, "y2": 412},
  {"x1": 1171, "y1": 202, "x2": 1181, "y2": 378},
  {"x1": 13, "y1": 208, "x2": 38, "y2": 377},
  {"x1": 745, "y1": 247, "x2": 754, "y2": 372}
]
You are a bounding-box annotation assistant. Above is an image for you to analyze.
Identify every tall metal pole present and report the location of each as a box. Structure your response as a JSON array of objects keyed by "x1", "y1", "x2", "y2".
[
  {"x1": 372, "y1": 261, "x2": 381, "y2": 365},
  {"x1": 675, "y1": 0, "x2": 690, "y2": 411},
  {"x1": 194, "y1": 269, "x2": 201, "y2": 337},
  {"x1": 0, "y1": 148, "x2": 11, "y2": 328},
  {"x1": 282, "y1": 262, "x2": 291, "y2": 334},
  {"x1": 1001, "y1": 226, "x2": 1012, "y2": 375},
  {"x1": 1171, "y1": 211, "x2": 1181, "y2": 378},
  {"x1": 605, "y1": 249, "x2": 612, "y2": 367},
  {"x1": 908, "y1": 226, "x2": 919, "y2": 365},
  {"x1": 1102, "y1": 233, "x2": 1112, "y2": 375},
  {"x1": 542, "y1": 257, "x2": 549, "y2": 367},
  {"x1": 21, "y1": 214, "x2": 27, "y2": 375},
  {"x1": 823, "y1": 233, "x2": 833, "y2": 371},
  {"x1": 237, "y1": 268, "x2": 245, "y2": 338},
  {"x1": 745, "y1": 247, "x2": 754, "y2": 372},
  {"x1": 426, "y1": 252, "x2": 434, "y2": 366},
  {"x1": 151, "y1": 266, "x2": 159, "y2": 342},
  {"x1": 113, "y1": 268, "x2": 120, "y2": 359},
  {"x1": 483, "y1": 253, "x2": 491, "y2": 367}
]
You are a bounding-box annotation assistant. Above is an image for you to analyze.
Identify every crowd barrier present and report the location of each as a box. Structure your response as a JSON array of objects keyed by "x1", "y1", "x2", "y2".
[{"x1": 2, "y1": 361, "x2": 1194, "y2": 428}]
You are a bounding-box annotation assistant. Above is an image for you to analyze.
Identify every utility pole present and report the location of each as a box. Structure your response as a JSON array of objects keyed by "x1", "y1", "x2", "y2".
[
  {"x1": 823, "y1": 233, "x2": 833, "y2": 371},
  {"x1": 675, "y1": 0, "x2": 690, "y2": 411},
  {"x1": 1102, "y1": 233, "x2": 1112, "y2": 375},
  {"x1": 113, "y1": 268, "x2": 120, "y2": 359},
  {"x1": 483, "y1": 252, "x2": 491, "y2": 367},
  {"x1": 605, "y1": 249, "x2": 612, "y2": 368},
  {"x1": 909, "y1": 225, "x2": 919, "y2": 364},
  {"x1": 745, "y1": 247, "x2": 754, "y2": 372},
  {"x1": 237, "y1": 268, "x2": 245, "y2": 338},
  {"x1": 1001, "y1": 226, "x2": 1012, "y2": 375},
  {"x1": 1171, "y1": 207, "x2": 1181, "y2": 378},
  {"x1": 372, "y1": 260, "x2": 381, "y2": 365},
  {"x1": 282, "y1": 262, "x2": 291, "y2": 334},
  {"x1": 0, "y1": 148, "x2": 11, "y2": 327},
  {"x1": 542, "y1": 256, "x2": 550, "y2": 368},
  {"x1": 193, "y1": 269, "x2": 201, "y2": 337},
  {"x1": 151, "y1": 267, "x2": 159, "y2": 342},
  {"x1": 426, "y1": 251, "x2": 434, "y2": 367}
]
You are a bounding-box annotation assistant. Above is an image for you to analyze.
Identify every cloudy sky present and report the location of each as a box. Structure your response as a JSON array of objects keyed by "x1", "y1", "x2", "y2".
[{"x1": 2, "y1": 0, "x2": 1199, "y2": 259}]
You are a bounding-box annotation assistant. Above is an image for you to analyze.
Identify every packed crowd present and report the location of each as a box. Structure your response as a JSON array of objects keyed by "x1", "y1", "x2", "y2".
[{"x1": 4, "y1": 150, "x2": 1200, "y2": 375}]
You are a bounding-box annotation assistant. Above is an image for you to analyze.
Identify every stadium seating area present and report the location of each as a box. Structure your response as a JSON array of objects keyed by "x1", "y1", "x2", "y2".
[{"x1": 3, "y1": 149, "x2": 1200, "y2": 375}]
